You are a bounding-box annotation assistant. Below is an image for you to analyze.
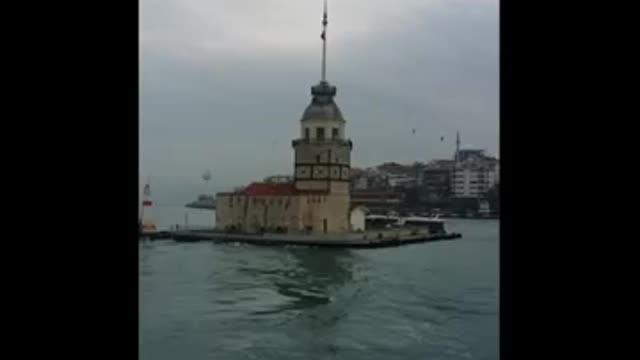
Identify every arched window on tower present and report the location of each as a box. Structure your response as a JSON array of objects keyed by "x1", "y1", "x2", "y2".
[
  {"x1": 305, "y1": 128, "x2": 310, "y2": 140},
  {"x1": 316, "y1": 127, "x2": 325, "y2": 141},
  {"x1": 332, "y1": 128, "x2": 339, "y2": 139}
]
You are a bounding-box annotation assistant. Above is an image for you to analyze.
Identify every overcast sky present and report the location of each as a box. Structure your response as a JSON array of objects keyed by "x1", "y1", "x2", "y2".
[{"x1": 140, "y1": 0, "x2": 498, "y2": 202}]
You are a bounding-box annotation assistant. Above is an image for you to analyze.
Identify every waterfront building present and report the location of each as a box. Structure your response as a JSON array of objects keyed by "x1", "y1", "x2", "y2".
[
  {"x1": 387, "y1": 173, "x2": 417, "y2": 189},
  {"x1": 451, "y1": 132, "x2": 499, "y2": 198},
  {"x1": 349, "y1": 206, "x2": 367, "y2": 231},
  {"x1": 420, "y1": 159, "x2": 455, "y2": 200},
  {"x1": 350, "y1": 190, "x2": 403, "y2": 212},
  {"x1": 352, "y1": 174, "x2": 369, "y2": 190}
]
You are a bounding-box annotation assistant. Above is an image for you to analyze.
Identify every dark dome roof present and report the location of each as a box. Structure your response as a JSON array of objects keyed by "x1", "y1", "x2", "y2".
[{"x1": 301, "y1": 81, "x2": 345, "y2": 122}]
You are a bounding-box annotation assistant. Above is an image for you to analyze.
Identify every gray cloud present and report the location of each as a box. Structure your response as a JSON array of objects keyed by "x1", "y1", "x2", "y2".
[{"x1": 141, "y1": 0, "x2": 498, "y2": 201}]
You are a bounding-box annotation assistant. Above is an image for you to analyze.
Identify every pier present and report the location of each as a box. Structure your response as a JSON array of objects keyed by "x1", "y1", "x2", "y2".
[{"x1": 162, "y1": 228, "x2": 462, "y2": 249}]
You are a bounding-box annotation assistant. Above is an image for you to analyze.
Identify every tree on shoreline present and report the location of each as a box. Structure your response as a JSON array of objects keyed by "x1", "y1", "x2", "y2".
[{"x1": 485, "y1": 183, "x2": 500, "y2": 213}]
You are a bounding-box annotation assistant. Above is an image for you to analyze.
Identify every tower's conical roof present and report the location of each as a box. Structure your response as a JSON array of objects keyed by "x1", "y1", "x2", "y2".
[{"x1": 301, "y1": 80, "x2": 344, "y2": 122}]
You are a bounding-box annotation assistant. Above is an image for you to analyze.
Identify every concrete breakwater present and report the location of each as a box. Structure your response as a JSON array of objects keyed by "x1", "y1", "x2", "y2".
[{"x1": 168, "y1": 228, "x2": 462, "y2": 248}]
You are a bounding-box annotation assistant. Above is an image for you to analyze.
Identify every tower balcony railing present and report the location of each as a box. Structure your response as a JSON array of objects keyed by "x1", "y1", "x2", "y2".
[{"x1": 292, "y1": 138, "x2": 353, "y2": 148}]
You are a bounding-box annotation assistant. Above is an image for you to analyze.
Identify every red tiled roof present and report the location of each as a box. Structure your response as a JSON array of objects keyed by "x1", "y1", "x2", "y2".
[
  {"x1": 219, "y1": 182, "x2": 330, "y2": 196},
  {"x1": 243, "y1": 182, "x2": 297, "y2": 196}
]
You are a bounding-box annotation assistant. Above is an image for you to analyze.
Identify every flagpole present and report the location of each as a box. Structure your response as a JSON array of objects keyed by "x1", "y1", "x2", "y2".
[{"x1": 321, "y1": 0, "x2": 328, "y2": 82}]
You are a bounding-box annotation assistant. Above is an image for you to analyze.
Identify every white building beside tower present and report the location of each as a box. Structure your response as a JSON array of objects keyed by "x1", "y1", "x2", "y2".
[{"x1": 451, "y1": 133, "x2": 499, "y2": 198}]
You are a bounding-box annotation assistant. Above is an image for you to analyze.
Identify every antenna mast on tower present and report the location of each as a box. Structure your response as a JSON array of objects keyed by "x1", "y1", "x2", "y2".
[
  {"x1": 321, "y1": 0, "x2": 328, "y2": 82},
  {"x1": 455, "y1": 131, "x2": 461, "y2": 162}
]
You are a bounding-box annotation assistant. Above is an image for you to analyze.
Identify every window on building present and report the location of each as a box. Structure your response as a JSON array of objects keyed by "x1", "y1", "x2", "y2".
[
  {"x1": 316, "y1": 127, "x2": 325, "y2": 140},
  {"x1": 332, "y1": 128, "x2": 339, "y2": 139},
  {"x1": 316, "y1": 155, "x2": 321, "y2": 163},
  {"x1": 305, "y1": 128, "x2": 310, "y2": 140}
]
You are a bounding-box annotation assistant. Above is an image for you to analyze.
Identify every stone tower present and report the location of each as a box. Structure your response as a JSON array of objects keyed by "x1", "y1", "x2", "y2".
[
  {"x1": 292, "y1": 0, "x2": 351, "y2": 194},
  {"x1": 291, "y1": 0, "x2": 352, "y2": 233},
  {"x1": 292, "y1": 81, "x2": 352, "y2": 193}
]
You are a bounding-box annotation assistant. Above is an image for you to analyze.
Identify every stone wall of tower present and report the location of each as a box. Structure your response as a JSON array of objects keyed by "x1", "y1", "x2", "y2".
[
  {"x1": 242, "y1": 195, "x2": 299, "y2": 232},
  {"x1": 216, "y1": 193, "x2": 304, "y2": 233},
  {"x1": 215, "y1": 194, "x2": 246, "y2": 230},
  {"x1": 294, "y1": 141, "x2": 351, "y2": 164},
  {"x1": 324, "y1": 194, "x2": 350, "y2": 232},
  {"x1": 300, "y1": 119, "x2": 346, "y2": 141},
  {"x1": 329, "y1": 182, "x2": 350, "y2": 194},
  {"x1": 293, "y1": 140, "x2": 352, "y2": 193},
  {"x1": 295, "y1": 180, "x2": 329, "y2": 192},
  {"x1": 297, "y1": 193, "x2": 350, "y2": 233},
  {"x1": 215, "y1": 192, "x2": 348, "y2": 234}
]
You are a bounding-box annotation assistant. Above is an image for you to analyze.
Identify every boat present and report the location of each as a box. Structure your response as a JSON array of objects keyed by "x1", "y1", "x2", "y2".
[
  {"x1": 365, "y1": 214, "x2": 401, "y2": 229},
  {"x1": 185, "y1": 170, "x2": 217, "y2": 210},
  {"x1": 365, "y1": 214, "x2": 447, "y2": 234},
  {"x1": 396, "y1": 216, "x2": 446, "y2": 235},
  {"x1": 185, "y1": 194, "x2": 216, "y2": 210}
]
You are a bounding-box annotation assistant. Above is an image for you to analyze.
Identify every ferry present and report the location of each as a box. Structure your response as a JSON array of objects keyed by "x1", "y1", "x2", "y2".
[
  {"x1": 185, "y1": 170, "x2": 217, "y2": 210},
  {"x1": 365, "y1": 214, "x2": 447, "y2": 235},
  {"x1": 365, "y1": 214, "x2": 401, "y2": 229},
  {"x1": 396, "y1": 216, "x2": 446, "y2": 235},
  {"x1": 185, "y1": 194, "x2": 216, "y2": 210}
]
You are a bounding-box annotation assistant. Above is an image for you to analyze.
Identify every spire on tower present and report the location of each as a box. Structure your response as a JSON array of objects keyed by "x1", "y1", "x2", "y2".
[
  {"x1": 323, "y1": 0, "x2": 328, "y2": 26},
  {"x1": 321, "y1": 0, "x2": 328, "y2": 82},
  {"x1": 303, "y1": 0, "x2": 341, "y2": 121},
  {"x1": 455, "y1": 131, "x2": 461, "y2": 162}
]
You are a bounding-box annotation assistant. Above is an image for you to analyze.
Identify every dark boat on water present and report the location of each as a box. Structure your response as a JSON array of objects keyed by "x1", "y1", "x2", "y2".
[{"x1": 185, "y1": 194, "x2": 216, "y2": 210}]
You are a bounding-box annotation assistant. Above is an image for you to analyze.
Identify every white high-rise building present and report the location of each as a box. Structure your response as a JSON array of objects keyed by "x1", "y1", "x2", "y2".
[{"x1": 452, "y1": 148, "x2": 499, "y2": 198}]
